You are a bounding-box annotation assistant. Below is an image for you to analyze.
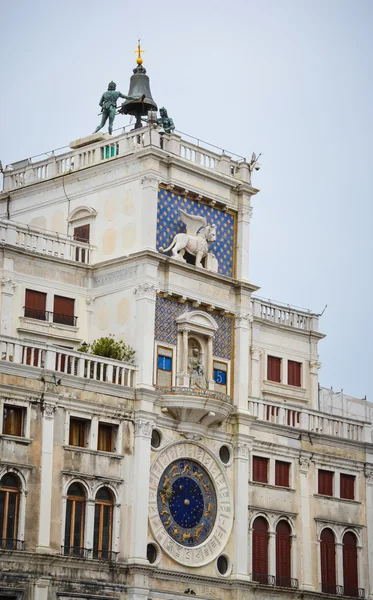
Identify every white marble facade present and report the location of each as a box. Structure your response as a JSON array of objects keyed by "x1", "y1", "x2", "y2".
[{"x1": 0, "y1": 126, "x2": 371, "y2": 600}]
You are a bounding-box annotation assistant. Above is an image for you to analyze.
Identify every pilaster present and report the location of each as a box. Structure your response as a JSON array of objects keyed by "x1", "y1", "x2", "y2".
[
  {"x1": 234, "y1": 312, "x2": 252, "y2": 409},
  {"x1": 231, "y1": 438, "x2": 251, "y2": 580},
  {"x1": 0, "y1": 276, "x2": 17, "y2": 335},
  {"x1": 236, "y1": 204, "x2": 253, "y2": 282},
  {"x1": 365, "y1": 467, "x2": 373, "y2": 599},
  {"x1": 299, "y1": 455, "x2": 315, "y2": 590},
  {"x1": 140, "y1": 175, "x2": 160, "y2": 250},
  {"x1": 36, "y1": 401, "x2": 56, "y2": 553},
  {"x1": 134, "y1": 283, "x2": 158, "y2": 388}
]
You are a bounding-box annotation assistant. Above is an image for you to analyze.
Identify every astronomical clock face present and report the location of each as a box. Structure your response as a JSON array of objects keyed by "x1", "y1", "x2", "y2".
[{"x1": 149, "y1": 442, "x2": 233, "y2": 567}]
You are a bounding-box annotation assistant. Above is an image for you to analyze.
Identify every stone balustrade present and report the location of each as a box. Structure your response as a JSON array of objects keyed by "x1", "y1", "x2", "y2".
[
  {"x1": 0, "y1": 336, "x2": 137, "y2": 388},
  {"x1": 0, "y1": 219, "x2": 94, "y2": 264},
  {"x1": 248, "y1": 398, "x2": 371, "y2": 442},
  {"x1": 1, "y1": 127, "x2": 247, "y2": 193},
  {"x1": 251, "y1": 297, "x2": 319, "y2": 332}
]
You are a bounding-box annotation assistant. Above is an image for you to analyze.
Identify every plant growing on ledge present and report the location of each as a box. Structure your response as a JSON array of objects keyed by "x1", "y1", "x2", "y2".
[{"x1": 78, "y1": 335, "x2": 136, "y2": 364}]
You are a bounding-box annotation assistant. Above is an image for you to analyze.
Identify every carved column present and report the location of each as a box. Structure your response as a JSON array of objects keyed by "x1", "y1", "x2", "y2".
[
  {"x1": 134, "y1": 283, "x2": 158, "y2": 388},
  {"x1": 336, "y1": 542, "x2": 344, "y2": 588},
  {"x1": 140, "y1": 175, "x2": 160, "y2": 250},
  {"x1": 234, "y1": 313, "x2": 252, "y2": 409},
  {"x1": 365, "y1": 468, "x2": 373, "y2": 598},
  {"x1": 236, "y1": 204, "x2": 253, "y2": 281},
  {"x1": 36, "y1": 402, "x2": 56, "y2": 553},
  {"x1": 128, "y1": 417, "x2": 155, "y2": 565},
  {"x1": 268, "y1": 531, "x2": 276, "y2": 578},
  {"x1": 1, "y1": 277, "x2": 17, "y2": 335},
  {"x1": 309, "y1": 360, "x2": 322, "y2": 410},
  {"x1": 299, "y1": 455, "x2": 314, "y2": 590},
  {"x1": 231, "y1": 440, "x2": 251, "y2": 580}
]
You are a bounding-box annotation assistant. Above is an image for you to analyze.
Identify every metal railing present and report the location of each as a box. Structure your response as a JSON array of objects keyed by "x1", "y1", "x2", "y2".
[
  {"x1": 24, "y1": 307, "x2": 78, "y2": 326},
  {"x1": 320, "y1": 584, "x2": 365, "y2": 598},
  {"x1": 61, "y1": 546, "x2": 118, "y2": 562},
  {"x1": 0, "y1": 538, "x2": 25, "y2": 550},
  {"x1": 251, "y1": 573, "x2": 298, "y2": 589}
]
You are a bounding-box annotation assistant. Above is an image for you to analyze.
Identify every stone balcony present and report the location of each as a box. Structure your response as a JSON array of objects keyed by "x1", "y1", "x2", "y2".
[
  {"x1": 0, "y1": 335, "x2": 137, "y2": 388},
  {"x1": 156, "y1": 385, "x2": 234, "y2": 434},
  {"x1": 251, "y1": 297, "x2": 321, "y2": 333},
  {"x1": 0, "y1": 218, "x2": 94, "y2": 264},
  {"x1": 1, "y1": 126, "x2": 252, "y2": 194}
]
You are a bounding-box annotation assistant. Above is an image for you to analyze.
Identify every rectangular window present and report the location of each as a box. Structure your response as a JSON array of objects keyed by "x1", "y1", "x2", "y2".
[
  {"x1": 252, "y1": 456, "x2": 269, "y2": 483},
  {"x1": 2, "y1": 405, "x2": 24, "y2": 436},
  {"x1": 73, "y1": 224, "x2": 90, "y2": 243},
  {"x1": 318, "y1": 469, "x2": 334, "y2": 496},
  {"x1": 288, "y1": 360, "x2": 301, "y2": 387},
  {"x1": 69, "y1": 417, "x2": 89, "y2": 447},
  {"x1": 53, "y1": 295, "x2": 75, "y2": 326},
  {"x1": 275, "y1": 460, "x2": 290, "y2": 487},
  {"x1": 98, "y1": 423, "x2": 114, "y2": 453},
  {"x1": 213, "y1": 361, "x2": 228, "y2": 394},
  {"x1": 267, "y1": 355, "x2": 281, "y2": 383},
  {"x1": 340, "y1": 473, "x2": 355, "y2": 500},
  {"x1": 24, "y1": 289, "x2": 47, "y2": 320},
  {"x1": 156, "y1": 347, "x2": 173, "y2": 387}
]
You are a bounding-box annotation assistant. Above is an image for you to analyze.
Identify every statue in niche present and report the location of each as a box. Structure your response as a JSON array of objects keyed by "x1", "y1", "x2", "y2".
[
  {"x1": 188, "y1": 342, "x2": 206, "y2": 389},
  {"x1": 159, "y1": 209, "x2": 217, "y2": 271}
]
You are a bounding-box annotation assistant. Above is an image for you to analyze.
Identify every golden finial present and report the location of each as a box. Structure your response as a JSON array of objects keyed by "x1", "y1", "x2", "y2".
[{"x1": 134, "y1": 39, "x2": 145, "y2": 65}]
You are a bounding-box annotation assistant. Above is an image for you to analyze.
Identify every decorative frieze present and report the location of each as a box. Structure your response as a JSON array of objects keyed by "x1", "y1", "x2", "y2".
[{"x1": 92, "y1": 265, "x2": 138, "y2": 288}]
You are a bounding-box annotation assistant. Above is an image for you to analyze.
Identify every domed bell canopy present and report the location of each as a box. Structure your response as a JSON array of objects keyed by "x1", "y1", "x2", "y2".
[{"x1": 119, "y1": 42, "x2": 157, "y2": 129}]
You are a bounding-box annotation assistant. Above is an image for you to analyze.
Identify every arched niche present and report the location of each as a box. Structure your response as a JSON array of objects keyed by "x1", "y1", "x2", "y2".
[{"x1": 175, "y1": 310, "x2": 218, "y2": 389}]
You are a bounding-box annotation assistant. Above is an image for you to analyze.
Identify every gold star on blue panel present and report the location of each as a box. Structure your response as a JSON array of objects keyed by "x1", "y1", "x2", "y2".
[{"x1": 156, "y1": 188, "x2": 235, "y2": 278}]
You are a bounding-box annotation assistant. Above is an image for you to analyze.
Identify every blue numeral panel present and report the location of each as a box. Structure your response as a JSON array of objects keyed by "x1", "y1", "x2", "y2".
[
  {"x1": 158, "y1": 355, "x2": 172, "y2": 371},
  {"x1": 214, "y1": 369, "x2": 227, "y2": 385}
]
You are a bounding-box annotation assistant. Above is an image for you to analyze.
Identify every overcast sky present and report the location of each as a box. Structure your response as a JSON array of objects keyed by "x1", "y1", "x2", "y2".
[{"x1": 0, "y1": 0, "x2": 372, "y2": 402}]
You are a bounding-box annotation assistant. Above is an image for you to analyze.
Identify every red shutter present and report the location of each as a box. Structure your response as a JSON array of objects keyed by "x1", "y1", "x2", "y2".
[
  {"x1": 321, "y1": 529, "x2": 336, "y2": 594},
  {"x1": 24, "y1": 289, "x2": 46, "y2": 319},
  {"x1": 343, "y1": 532, "x2": 358, "y2": 597},
  {"x1": 253, "y1": 517, "x2": 268, "y2": 583},
  {"x1": 275, "y1": 461, "x2": 290, "y2": 487},
  {"x1": 318, "y1": 470, "x2": 333, "y2": 496},
  {"x1": 276, "y1": 521, "x2": 291, "y2": 586},
  {"x1": 53, "y1": 296, "x2": 75, "y2": 326},
  {"x1": 268, "y1": 356, "x2": 281, "y2": 382},
  {"x1": 340, "y1": 474, "x2": 355, "y2": 500},
  {"x1": 73, "y1": 224, "x2": 90, "y2": 242},
  {"x1": 288, "y1": 361, "x2": 301, "y2": 387},
  {"x1": 253, "y1": 456, "x2": 268, "y2": 483}
]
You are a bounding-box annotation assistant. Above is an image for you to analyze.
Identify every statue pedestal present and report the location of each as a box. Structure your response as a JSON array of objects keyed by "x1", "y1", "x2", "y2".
[{"x1": 70, "y1": 133, "x2": 112, "y2": 149}]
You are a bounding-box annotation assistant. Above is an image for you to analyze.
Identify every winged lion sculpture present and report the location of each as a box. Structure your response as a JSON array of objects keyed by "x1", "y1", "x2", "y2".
[{"x1": 159, "y1": 209, "x2": 217, "y2": 270}]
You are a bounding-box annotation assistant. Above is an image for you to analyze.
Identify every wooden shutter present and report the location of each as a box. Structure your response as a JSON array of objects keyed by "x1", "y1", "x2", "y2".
[
  {"x1": 252, "y1": 517, "x2": 269, "y2": 583},
  {"x1": 267, "y1": 356, "x2": 281, "y2": 382},
  {"x1": 276, "y1": 521, "x2": 291, "y2": 586},
  {"x1": 343, "y1": 532, "x2": 358, "y2": 597},
  {"x1": 321, "y1": 529, "x2": 336, "y2": 594},
  {"x1": 253, "y1": 456, "x2": 268, "y2": 483},
  {"x1": 318, "y1": 470, "x2": 333, "y2": 496},
  {"x1": 24, "y1": 289, "x2": 46, "y2": 319},
  {"x1": 73, "y1": 224, "x2": 90, "y2": 242},
  {"x1": 275, "y1": 461, "x2": 290, "y2": 487},
  {"x1": 340, "y1": 474, "x2": 355, "y2": 500},
  {"x1": 53, "y1": 295, "x2": 75, "y2": 325},
  {"x1": 288, "y1": 360, "x2": 301, "y2": 387}
]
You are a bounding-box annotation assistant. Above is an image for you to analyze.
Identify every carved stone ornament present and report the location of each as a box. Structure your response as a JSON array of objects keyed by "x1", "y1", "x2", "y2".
[
  {"x1": 134, "y1": 420, "x2": 153, "y2": 438},
  {"x1": 233, "y1": 443, "x2": 250, "y2": 460},
  {"x1": 140, "y1": 174, "x2": 160, "y2": 186},
  {"x1": 1, "y1": 277, "x2": 17, "y2": 294},
  {"x1": 238, "y1": 206, "x2": 253, "y2": 222},
  {"x1": 299, "y1": 457, "x2": 311, "y2": 473},
  {"x1": 149, "y1": 441, "x2": 233, "y2": 567},
  {"x1": 133, "y1": 283, "x2": 158, "y2": 300},
  {"x1": 234, "y1": 312, "x2": 253, "y2": 326},
  {"x1": 159, "y1": 208, "x2": 218, "y2": 272},
  {"x1": 251, "y1": 347, "x2": 263, "y2": 360},
  {"x1": 364, "y1": 468, "x2": 373, "y2": 483},
  {"x1": 43, "y1": 403, "x2": 56, "y2": 419},
  {"x1": 310, "y1": 360, "x2": 322, "y2": 372}
]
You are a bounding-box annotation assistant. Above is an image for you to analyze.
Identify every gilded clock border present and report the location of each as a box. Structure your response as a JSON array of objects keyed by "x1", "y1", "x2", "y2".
[{"x1": 149, "y1": 441, "x2": 233, "y2": 567}]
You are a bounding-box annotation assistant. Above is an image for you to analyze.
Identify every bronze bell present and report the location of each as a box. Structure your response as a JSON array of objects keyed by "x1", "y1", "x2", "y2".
[{"x1": 119, "y1": 64, "x2": 157, "y2": 129}]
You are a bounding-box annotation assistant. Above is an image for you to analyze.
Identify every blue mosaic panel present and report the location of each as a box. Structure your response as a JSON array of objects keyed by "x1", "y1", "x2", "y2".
[
  {"x1": 157, "y1": 188, "x2": 235, "y2": 278},
  {"x1": 154, "y1": 297, "x2": 233, "y2": 360}
]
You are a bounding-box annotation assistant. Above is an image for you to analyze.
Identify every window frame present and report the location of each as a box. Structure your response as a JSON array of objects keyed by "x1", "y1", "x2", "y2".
[
  {"x1": 0, "y1": 473, "x2": 21, "y2": 547},
  {"x1": 2, "y1": 405, "x2": 25, "y2": 437},
  {"x1": 93, "y1": 487, "x2": 114, "y2": 559},
  {"x1": 275, "y1": 460, "x2": 291, "y2": 488},
  {"x1": 68, "y1": 417, "x2": 90, "y2": 448},
  {"x1": 97, "y1": 422, "x2": 117, "y2": 453},
  {"x1": 267, "y1": 355, "x2": 282, "y2": 383},
  {"x1": 24, "y1": 289, "x2": 47, "y2": 321},
  {"x1": 340, "y1": 473, "x2": 355, "y2": 501},
  {"x1": 154, "y1": 342, "x2": 175, "y2": 387},
  {"x1": 63, "y1": 483, "x2": 86, "y2": 556},
  {"x1": 287, "y1": 360, "x2": 302, "y2": 387},
  {"x1": 53, "y1": 295, "x2": 76, "y2": 327},
  {"x1": 252, "y1": 456, "x2": 269, "y2": 484},
  {"x1": 318, "y1": 469, "x2": 334, "y2": 497}
]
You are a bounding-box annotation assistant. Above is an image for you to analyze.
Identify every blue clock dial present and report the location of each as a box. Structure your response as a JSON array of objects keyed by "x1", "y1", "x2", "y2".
[{"x1": 157, "y1": 459, "x2": 217, "y2": 547}]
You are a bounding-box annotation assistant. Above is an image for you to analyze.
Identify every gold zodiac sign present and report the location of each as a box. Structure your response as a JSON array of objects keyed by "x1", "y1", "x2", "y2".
[
  {"x1": 173, "y1": 527, "x2": 179, "y2": 536},
  {"x1": 194, "y1": 524, "x2": 204, "y2": 540},
  {"x1": 182, "y1": 532, "x2": 191, "y2": 542},
  {"x1": 160, "y1": 510, "x2": 170, "y2": 517},
  {"x1": 164, "y1": 517, "x2": 171, "y2": 526},
  {"x1": 194, "y1": 471, "x2": 203, "y2": 480},
  {"x1": 204, "y1": 502, "x2": 211, "y2": 516}
]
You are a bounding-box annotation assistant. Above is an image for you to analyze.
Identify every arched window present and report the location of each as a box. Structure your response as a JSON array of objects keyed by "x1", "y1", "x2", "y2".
[
  {"x1": 321, "y1": 528, "x2": 336, "y2": 594},
  {"x1": 93, "y1": 487, "x2": 113, "y2": 559},
  {"x1": 252, "y1": 517, "x2": 269, "y2": 584},
  {"x1": 64, "y1": 483, "x2": 86, "y2": 556},
  {"x1": 0, "y1": 473, "x2": 21, "y2": 549},
  {"x1": 276, "y1": 520, "x2": 292, "y2": 587},
  {"x1": 343, "y1": 532, "x2": 358, "y2": 597}
]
